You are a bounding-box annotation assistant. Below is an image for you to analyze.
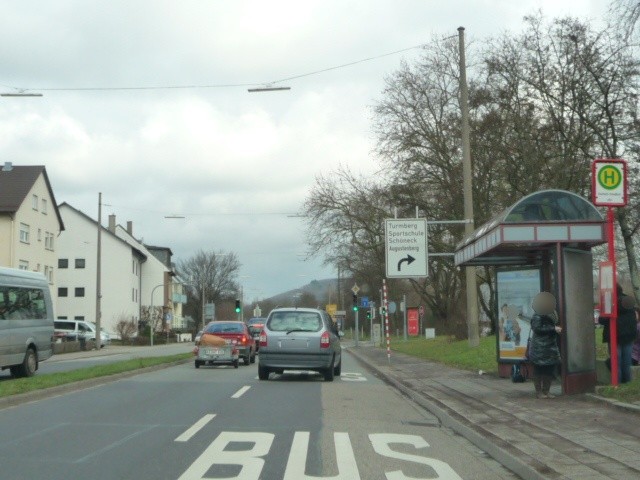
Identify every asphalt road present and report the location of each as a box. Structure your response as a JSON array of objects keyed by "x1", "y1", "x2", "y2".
[{"x1": 0, "y1": 350, "x2": 518, "y2": 479}]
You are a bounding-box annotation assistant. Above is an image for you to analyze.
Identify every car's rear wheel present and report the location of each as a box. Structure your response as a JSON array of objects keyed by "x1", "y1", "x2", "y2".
[
  {"x1": 250, "y1": 352, "x2": 256, "y2": 364},
  {"x1": 323, "y1": 357, "x2": 335, "y2": 382},
  {"x1": 258, "y1": 364, "x2": 270, "y2": 380},
  {"x1": 195, "y1": 360, "x2": 201, "y2": 369},
  {"x1": 233, "y1": 359, "x2": 239, "y2": 369},
  {"x1": 11, "y1": 348, "x2": 37, "y2": 378},
  {"x1": 333, "y1": 358, "x2": 342, "y2": 376},
  {"x1": 243, "y1": 355, "x2": 250, "y2": 366}
]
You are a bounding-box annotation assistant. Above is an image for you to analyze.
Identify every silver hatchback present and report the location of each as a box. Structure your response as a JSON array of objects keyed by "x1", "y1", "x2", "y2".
[{"x1": 258, "y1": 308, "x2": 341, "y2": 381}]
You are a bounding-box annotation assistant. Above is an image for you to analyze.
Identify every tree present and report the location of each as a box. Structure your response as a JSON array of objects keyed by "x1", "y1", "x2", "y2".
[{"x1": 177, "y1": 249, "x2": 241, "y2": 329}]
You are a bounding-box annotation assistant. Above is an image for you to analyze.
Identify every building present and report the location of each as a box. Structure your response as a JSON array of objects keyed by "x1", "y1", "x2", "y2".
[
  {"x1": 0, "y1": 163, "x2": 64, "y2": 289},
  {"x1": 56, "y1": 203, "x2": 145, "y2": 333}
]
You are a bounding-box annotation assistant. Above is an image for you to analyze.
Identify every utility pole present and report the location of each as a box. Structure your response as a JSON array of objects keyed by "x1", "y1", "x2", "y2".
[
  {"x1": 458, "y1": 27, "x2": 480, "y2": 347},
  {"x1": 95, "y1": 193, "x2": 102, "y2": 350}
]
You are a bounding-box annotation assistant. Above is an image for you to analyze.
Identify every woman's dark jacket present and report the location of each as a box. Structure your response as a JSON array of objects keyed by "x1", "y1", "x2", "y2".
[
  {"x1": 529, "y1": 313, "x2": 560, "y2": 366},
  {"x1": 599, "y1": 294, "x2": 634, "y2": 344}
]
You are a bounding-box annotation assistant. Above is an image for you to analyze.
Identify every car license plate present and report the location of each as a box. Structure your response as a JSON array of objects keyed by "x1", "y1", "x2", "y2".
[{"x1": 203, "y1": 348, "x2": 222, "y2": 355}]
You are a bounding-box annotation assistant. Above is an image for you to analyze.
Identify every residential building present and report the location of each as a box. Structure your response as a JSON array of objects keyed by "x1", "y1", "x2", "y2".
[
  {"x1": 0, "y1": 163, "x2": 64, "y2": 289},
  {"x1": 56, "y1": 203, "x2": 145, "y2": 334}
]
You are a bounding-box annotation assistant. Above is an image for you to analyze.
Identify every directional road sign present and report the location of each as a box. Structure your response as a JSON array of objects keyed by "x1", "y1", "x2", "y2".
[
  {"x1": 360, "y1": 296, "x2": 369, "y2": 308},
  {"x1": 385, "y1": 218, "x2": 428, "y2": 278}
]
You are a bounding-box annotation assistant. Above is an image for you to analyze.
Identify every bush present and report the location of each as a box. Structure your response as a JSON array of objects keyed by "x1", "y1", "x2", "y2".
[{"x1": 115, "y1": 318, "x2": 138, "y2": 343}]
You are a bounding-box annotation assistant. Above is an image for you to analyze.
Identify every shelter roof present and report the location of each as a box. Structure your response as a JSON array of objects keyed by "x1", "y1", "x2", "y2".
[{"x1": 454, "y1": 190, "x2": 605, "y2": 267}]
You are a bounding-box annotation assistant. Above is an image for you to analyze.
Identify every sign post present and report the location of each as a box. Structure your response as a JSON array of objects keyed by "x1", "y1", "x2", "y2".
[{"x1": 592, "y1": 158, "x2": 628, "y2": 386}]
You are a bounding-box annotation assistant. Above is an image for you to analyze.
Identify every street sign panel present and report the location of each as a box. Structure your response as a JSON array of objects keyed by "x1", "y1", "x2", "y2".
[
  {"x1": 385, "y1": 218, "x2": 428, "y2": 278},
  {"x1": 204, "y1": 303, "x2": 215, "y2": 321},
  {"x1": 360, "y1": 296, "x2": 369, "y2": 308},
  {"x1": 351, "y1": 284, "x2": 360, "y2": 295},
  {"x1": 592, "y1": 159, "x2": 628, "y2": 207}
]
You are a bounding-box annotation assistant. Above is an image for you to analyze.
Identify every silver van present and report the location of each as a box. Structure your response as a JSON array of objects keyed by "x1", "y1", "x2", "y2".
[
  {"x1": 0, "y1": 267, "x2": 54, "y2": 377},
  {"x1": 258, "y1": 307, "x2": 342, "y2": 381}
]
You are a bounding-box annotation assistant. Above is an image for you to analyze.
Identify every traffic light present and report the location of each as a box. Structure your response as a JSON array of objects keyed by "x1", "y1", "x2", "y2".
[
  {"x1": 235, "y1": 299, "x2": 241, "y2": 313},
  {"x1": 366, "y1": 310, "x2": 371, "y2": 320},
  {"x1": 352, "y1": 294, "x2": 358, "y2": 312}
]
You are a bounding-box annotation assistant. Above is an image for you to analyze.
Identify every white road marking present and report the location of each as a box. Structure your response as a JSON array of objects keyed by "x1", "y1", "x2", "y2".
[
  {"x1": 284, "y1": 432, "x2": 360, "y2": 480},
  {"x1": 232, "y1": 386, "x2": 251, "y2": 398},
  {"x1": 340, "y1": 372, "x2": 367, "y2": 382},
  {"x1": 174, "y1": 414, "x2": 216, "y2": 442}
]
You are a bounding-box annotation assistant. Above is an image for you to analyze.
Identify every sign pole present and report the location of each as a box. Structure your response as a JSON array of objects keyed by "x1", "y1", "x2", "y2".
[
  {"x1": 382, "y1": 279, "x2": 391, "y2": 363},
  {"x1": 607, "y1": 207, "x2": 619, "y2": 386}
]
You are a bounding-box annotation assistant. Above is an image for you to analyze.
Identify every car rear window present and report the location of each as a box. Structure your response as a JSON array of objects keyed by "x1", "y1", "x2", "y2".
[
  {"x1": 205, "y1": 322, "x2": 244, "y2": 334},
  {"x1": 267, "y1": 312, "x2": 322, "y2": 332}
]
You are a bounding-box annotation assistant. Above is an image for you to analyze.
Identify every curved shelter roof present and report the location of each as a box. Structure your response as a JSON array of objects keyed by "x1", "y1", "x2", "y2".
[{"x1": 454, "y1": 190, "x2": 605, "y2": 267}]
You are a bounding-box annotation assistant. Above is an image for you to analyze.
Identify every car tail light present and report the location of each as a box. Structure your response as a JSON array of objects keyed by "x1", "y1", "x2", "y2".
[
  {"x1": 259, "y1": 330, "x2": 267, "y2": 347},
  {"x1": 240, "y1": 335, "x2": 247, "y2": 344},
  {"x1": 320, "y1": 331, "x2": 330, "y2": 348},
  {"x1": 193, "y1": 346, "x2": 199, "y2": 355}
]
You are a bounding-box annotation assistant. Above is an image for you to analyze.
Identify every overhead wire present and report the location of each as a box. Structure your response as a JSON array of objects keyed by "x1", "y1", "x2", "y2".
[{"x1": 6, "y1": 43, "x2": 426, "y2": 93}]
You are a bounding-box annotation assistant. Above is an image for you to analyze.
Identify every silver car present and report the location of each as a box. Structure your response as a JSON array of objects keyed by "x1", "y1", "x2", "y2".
[{"x1": 258, "y1": 307, "x2": 341, "y2": 381}]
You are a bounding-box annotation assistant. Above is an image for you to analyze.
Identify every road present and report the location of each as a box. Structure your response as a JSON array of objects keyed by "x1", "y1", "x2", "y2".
[{"x1": 0, "y1": 350, "x2": 518, "y2": 479}]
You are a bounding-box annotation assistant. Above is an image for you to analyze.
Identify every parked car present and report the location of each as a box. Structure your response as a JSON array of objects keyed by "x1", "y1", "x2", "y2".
[
  {"x1": 202, "y1": 321, "x2": 256, "y2": 365},
  {"x1": 246, "y1": 317, "x2": 266, "y2": 351},
  {"x1": 53, "y1": 319, "x2": 110, "y2": 347},
  {"x1": 258, "y1": 307, "x2": 341, "y2": 381}
]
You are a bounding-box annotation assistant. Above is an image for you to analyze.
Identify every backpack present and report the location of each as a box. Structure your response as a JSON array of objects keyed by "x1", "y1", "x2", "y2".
[{"x1": 511, "y1": 363, "x2": 526, "y2": 383}]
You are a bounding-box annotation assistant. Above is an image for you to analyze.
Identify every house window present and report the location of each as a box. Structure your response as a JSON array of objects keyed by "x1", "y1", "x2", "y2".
[
  {"x1": 47, "y1": 267, "x2": 53, "y2": 283},
  {"x1": 45, "y1": 232, "x2": 54, "y2": 250},
  {"x1": 41, "y1": 198, "x2": 47, "y2": 214},
  {"x1": 75, "y1": 259, "x2": 85, "y2": 269},
  {"x1": 75, "y1": 287, "x2": 85, "y2": 297},
  {"x1": 74, "y1": 316, "x2": 84, "y2": 321},
  {"x1": 18, "y1": 260, "x2": 29, "y2": 270},
  {"x1": 58, "y1": 259, "x2": 68, "y2": 268},
  {"x1": 58, "y1": 287, "x2": 68, "y2": 297},
  {"x1": 32, "y1": 194, "x2": 38, "y2": 210},
  {"x1": 44, "y1": 265, "x2": 49, "y2": 278},
  {"x1": 38, "y1": 229, "x2": 42, "y2": 242},
  {"x1": 57, "y1": 316, "x2": 68, "y2": 320},
  {"x1": 19, "y1": 223, "x2": 30, "y2": 243}
]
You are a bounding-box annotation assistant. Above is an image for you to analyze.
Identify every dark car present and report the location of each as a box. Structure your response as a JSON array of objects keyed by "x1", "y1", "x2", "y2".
[
  {"x1": 258, "y1": 308, "x2": 341, "y2": 381},
  {"x1": 202, "y1": 321, "x2": 256, "y2": 365},
  {"x1": 246, "y1": 317, "x2": 267, "y2": 351}
]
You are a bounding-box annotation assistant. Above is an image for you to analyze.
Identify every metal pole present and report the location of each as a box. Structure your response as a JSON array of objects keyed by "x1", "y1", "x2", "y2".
[
  {"x1": 382, "y1": 279, "x2": 391, "y2": 363},
  {"x1": 608, "y1": 207, "x2": 619, "y2": 386},
  {"x1": 458, "y1": 26, "x2": 480, "y2": 347},
  {"x1": 355, "y1": 308, "x2": 359, "y2": 347},
  {"x1": 95, "y1": 193, "x2": 102, "y2": 350}
]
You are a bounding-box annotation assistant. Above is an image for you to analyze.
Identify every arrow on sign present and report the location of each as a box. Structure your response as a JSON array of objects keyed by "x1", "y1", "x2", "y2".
[{"x1": 397, "y1": 255, "x2": 415, "y2": 271}]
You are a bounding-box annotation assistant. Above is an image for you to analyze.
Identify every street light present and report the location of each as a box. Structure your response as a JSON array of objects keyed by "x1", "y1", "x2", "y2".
[{"x1": 149, "y1": 283, "x2": 165, "y2": 346}]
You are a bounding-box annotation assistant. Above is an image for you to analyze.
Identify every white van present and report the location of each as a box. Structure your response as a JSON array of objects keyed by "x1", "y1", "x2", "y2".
[
  {"x1": 0, "y1": 267, "x2": 54, "y2": 377},
  {"x1": 54, "y1": 319, "x2": 110, "y2": 347}
]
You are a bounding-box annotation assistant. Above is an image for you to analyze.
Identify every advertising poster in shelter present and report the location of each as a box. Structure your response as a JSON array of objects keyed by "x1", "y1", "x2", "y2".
[{"x1": 496, "y1": 268, "x2": 541, "y2": 362}]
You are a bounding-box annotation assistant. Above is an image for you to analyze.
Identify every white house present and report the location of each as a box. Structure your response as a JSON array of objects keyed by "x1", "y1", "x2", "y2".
[
  {"x1": 0, "y1": 163, "x2": 64, "y2": 289},
  {"x1": 56, "y1": 203, "x2": 145, "y2": 334}
]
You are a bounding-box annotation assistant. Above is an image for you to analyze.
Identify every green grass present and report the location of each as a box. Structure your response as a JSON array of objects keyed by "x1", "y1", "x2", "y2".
[
  {"x1": 389, "y1": 335, "x2": 498, "y2": 374},
  {"x1": 598, "y1": 379, "x2": 640, "y2": 403},
  {"x1": 0, "y1": 353, "x2": 191, "y2": 398}
]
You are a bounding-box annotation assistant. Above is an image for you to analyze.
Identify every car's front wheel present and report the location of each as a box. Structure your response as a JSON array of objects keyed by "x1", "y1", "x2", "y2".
[{"x1": 258, "y1": 364, "x2": 270, "y2": 380}]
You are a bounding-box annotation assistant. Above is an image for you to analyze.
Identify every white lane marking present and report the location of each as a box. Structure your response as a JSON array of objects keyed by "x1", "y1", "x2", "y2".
[
  {"x1": 75, "y1": 425, "x2": 157, "y2": 463},
  {"x1": 232, "y1": 386, "x2": 251, "y2": 398},
  {"x1": 341, "y1": 372, "x2": 367, "y2": 382},
  {"x1": 284, "y1": 432, "x2": 360, "y2": 480},
  {"x1": 174, "y1": 414, "x2": 216, "y2": 442}
]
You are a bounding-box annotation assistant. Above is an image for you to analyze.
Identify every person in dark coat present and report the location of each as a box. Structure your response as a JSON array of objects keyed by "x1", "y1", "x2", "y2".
[
  {"x1": 529, "y1": 292, "x2": 562, "y2": 399},
  {"x1": 616, "y1": 295, "x2": 638, "y2": 383},
  {"x1": 598, "y1": 283, "x2": 625, "y2": 367}
]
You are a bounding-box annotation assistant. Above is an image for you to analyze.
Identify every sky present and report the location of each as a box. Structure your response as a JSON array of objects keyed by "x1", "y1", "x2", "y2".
[{"x1": 0, "y1": 0, "x2": 609, "y2": 299}]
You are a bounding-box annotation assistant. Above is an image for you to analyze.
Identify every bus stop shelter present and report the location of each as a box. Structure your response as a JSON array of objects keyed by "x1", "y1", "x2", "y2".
[{"x1": 455, "y1": 190, "x2": 606, "y2": 394}]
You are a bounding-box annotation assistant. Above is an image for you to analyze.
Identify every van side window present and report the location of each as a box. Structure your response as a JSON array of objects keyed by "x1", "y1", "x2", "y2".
[{"x1": 0, "y1": 286, "x2": 47, "y2": 320}]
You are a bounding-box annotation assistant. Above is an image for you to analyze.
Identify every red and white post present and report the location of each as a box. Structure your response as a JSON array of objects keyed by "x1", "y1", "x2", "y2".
[{"x1": 382, "y1": 279, "x2": 391, "y2": 363}]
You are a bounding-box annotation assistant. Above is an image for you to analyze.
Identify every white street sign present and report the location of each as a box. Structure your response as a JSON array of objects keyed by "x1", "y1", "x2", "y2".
[
  {"x1": 351, "y1": 283, "x2": 360, "y2": 295},
  {"x1": 385, "y1": 218, "x2": 428, "y2": 278},
  {"x1": 592, "y1": 159, "x2": 627, "y2": 207}
]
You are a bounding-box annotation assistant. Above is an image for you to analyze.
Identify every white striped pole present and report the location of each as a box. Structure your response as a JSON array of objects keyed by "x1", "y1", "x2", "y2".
[{"x1": 382, "y1": 278, "x2": 391, "y2": 363}]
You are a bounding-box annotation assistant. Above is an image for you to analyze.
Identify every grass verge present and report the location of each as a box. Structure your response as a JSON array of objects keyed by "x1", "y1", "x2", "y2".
[
  {"x1": 0, "y1": 353, "x2": 191, "y2": 399},
  {"x1": 389, "y1": 335, "x2": 498, "y2": 374},
  {"x1": 598, "y1": 379, "x2": 640, "y2": 403}
]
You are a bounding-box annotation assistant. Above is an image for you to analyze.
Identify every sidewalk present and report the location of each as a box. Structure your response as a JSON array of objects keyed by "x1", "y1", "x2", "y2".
[{"x1": 348, "y1": 345, "x2": 640, "y2": 480}]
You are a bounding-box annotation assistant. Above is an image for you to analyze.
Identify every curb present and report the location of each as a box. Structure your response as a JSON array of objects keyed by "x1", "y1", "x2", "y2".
[
  {"x1": 348, "y1": 348, "x2": 550, "y2": 480},
  {"x1": 0, "y1": 358, "x2": 191, "y2": 411},
  {"x1": 585, "y1": 392, "x2": 640, "y2": 414}
]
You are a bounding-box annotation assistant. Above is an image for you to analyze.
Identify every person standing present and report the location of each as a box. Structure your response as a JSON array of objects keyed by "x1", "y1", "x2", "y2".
[
  {"x1": 529, "y1": 292, "x2": 562, "y2": 399},
  {"x1": 616, "y1": 295, "x2": 637, "y2": 383}
]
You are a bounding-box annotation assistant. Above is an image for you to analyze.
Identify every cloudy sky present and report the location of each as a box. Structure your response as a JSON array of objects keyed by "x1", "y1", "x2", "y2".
[{"x1": 1, "y1": 1, "x2": 609, "y2": 299}]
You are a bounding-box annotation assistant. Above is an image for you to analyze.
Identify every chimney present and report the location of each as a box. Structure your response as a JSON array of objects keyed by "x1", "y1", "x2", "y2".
[
  {"x1": 127, "y1": 221, "x2": 133, "y2": 235},
  {"x1": 2, "y1": 162, "x2": 13, "y2": 172},
  {"x1": 108, "y1": 214, "x2": 116, "y2": 233}
]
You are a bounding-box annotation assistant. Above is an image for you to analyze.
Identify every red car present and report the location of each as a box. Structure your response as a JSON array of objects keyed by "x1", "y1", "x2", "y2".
[
  {"x1": 246, "y1": 317, "x2": 267, "y2": 351},
  {"x1": 201, "y1": 321, "x2": 256, "y2": 365}
]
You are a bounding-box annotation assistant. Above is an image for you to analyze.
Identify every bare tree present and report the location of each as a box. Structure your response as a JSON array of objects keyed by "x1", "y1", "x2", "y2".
[{"x1": 177, "y1": 250, "x2": 241, "y2": 328}]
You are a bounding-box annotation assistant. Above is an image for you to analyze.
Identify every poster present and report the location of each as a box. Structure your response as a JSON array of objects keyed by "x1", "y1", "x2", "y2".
[
  {"x1": 496, "y1": 268, "x2": 541, "y2": 362},
  {"x1": 407, "y1": 307, "x2": 419, "y2": 336}
]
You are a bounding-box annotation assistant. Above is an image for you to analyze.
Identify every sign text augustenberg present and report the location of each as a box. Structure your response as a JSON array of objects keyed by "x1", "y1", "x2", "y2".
[{"x1": 385, "y1": 219, "x2": 428, "y2": 278}]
